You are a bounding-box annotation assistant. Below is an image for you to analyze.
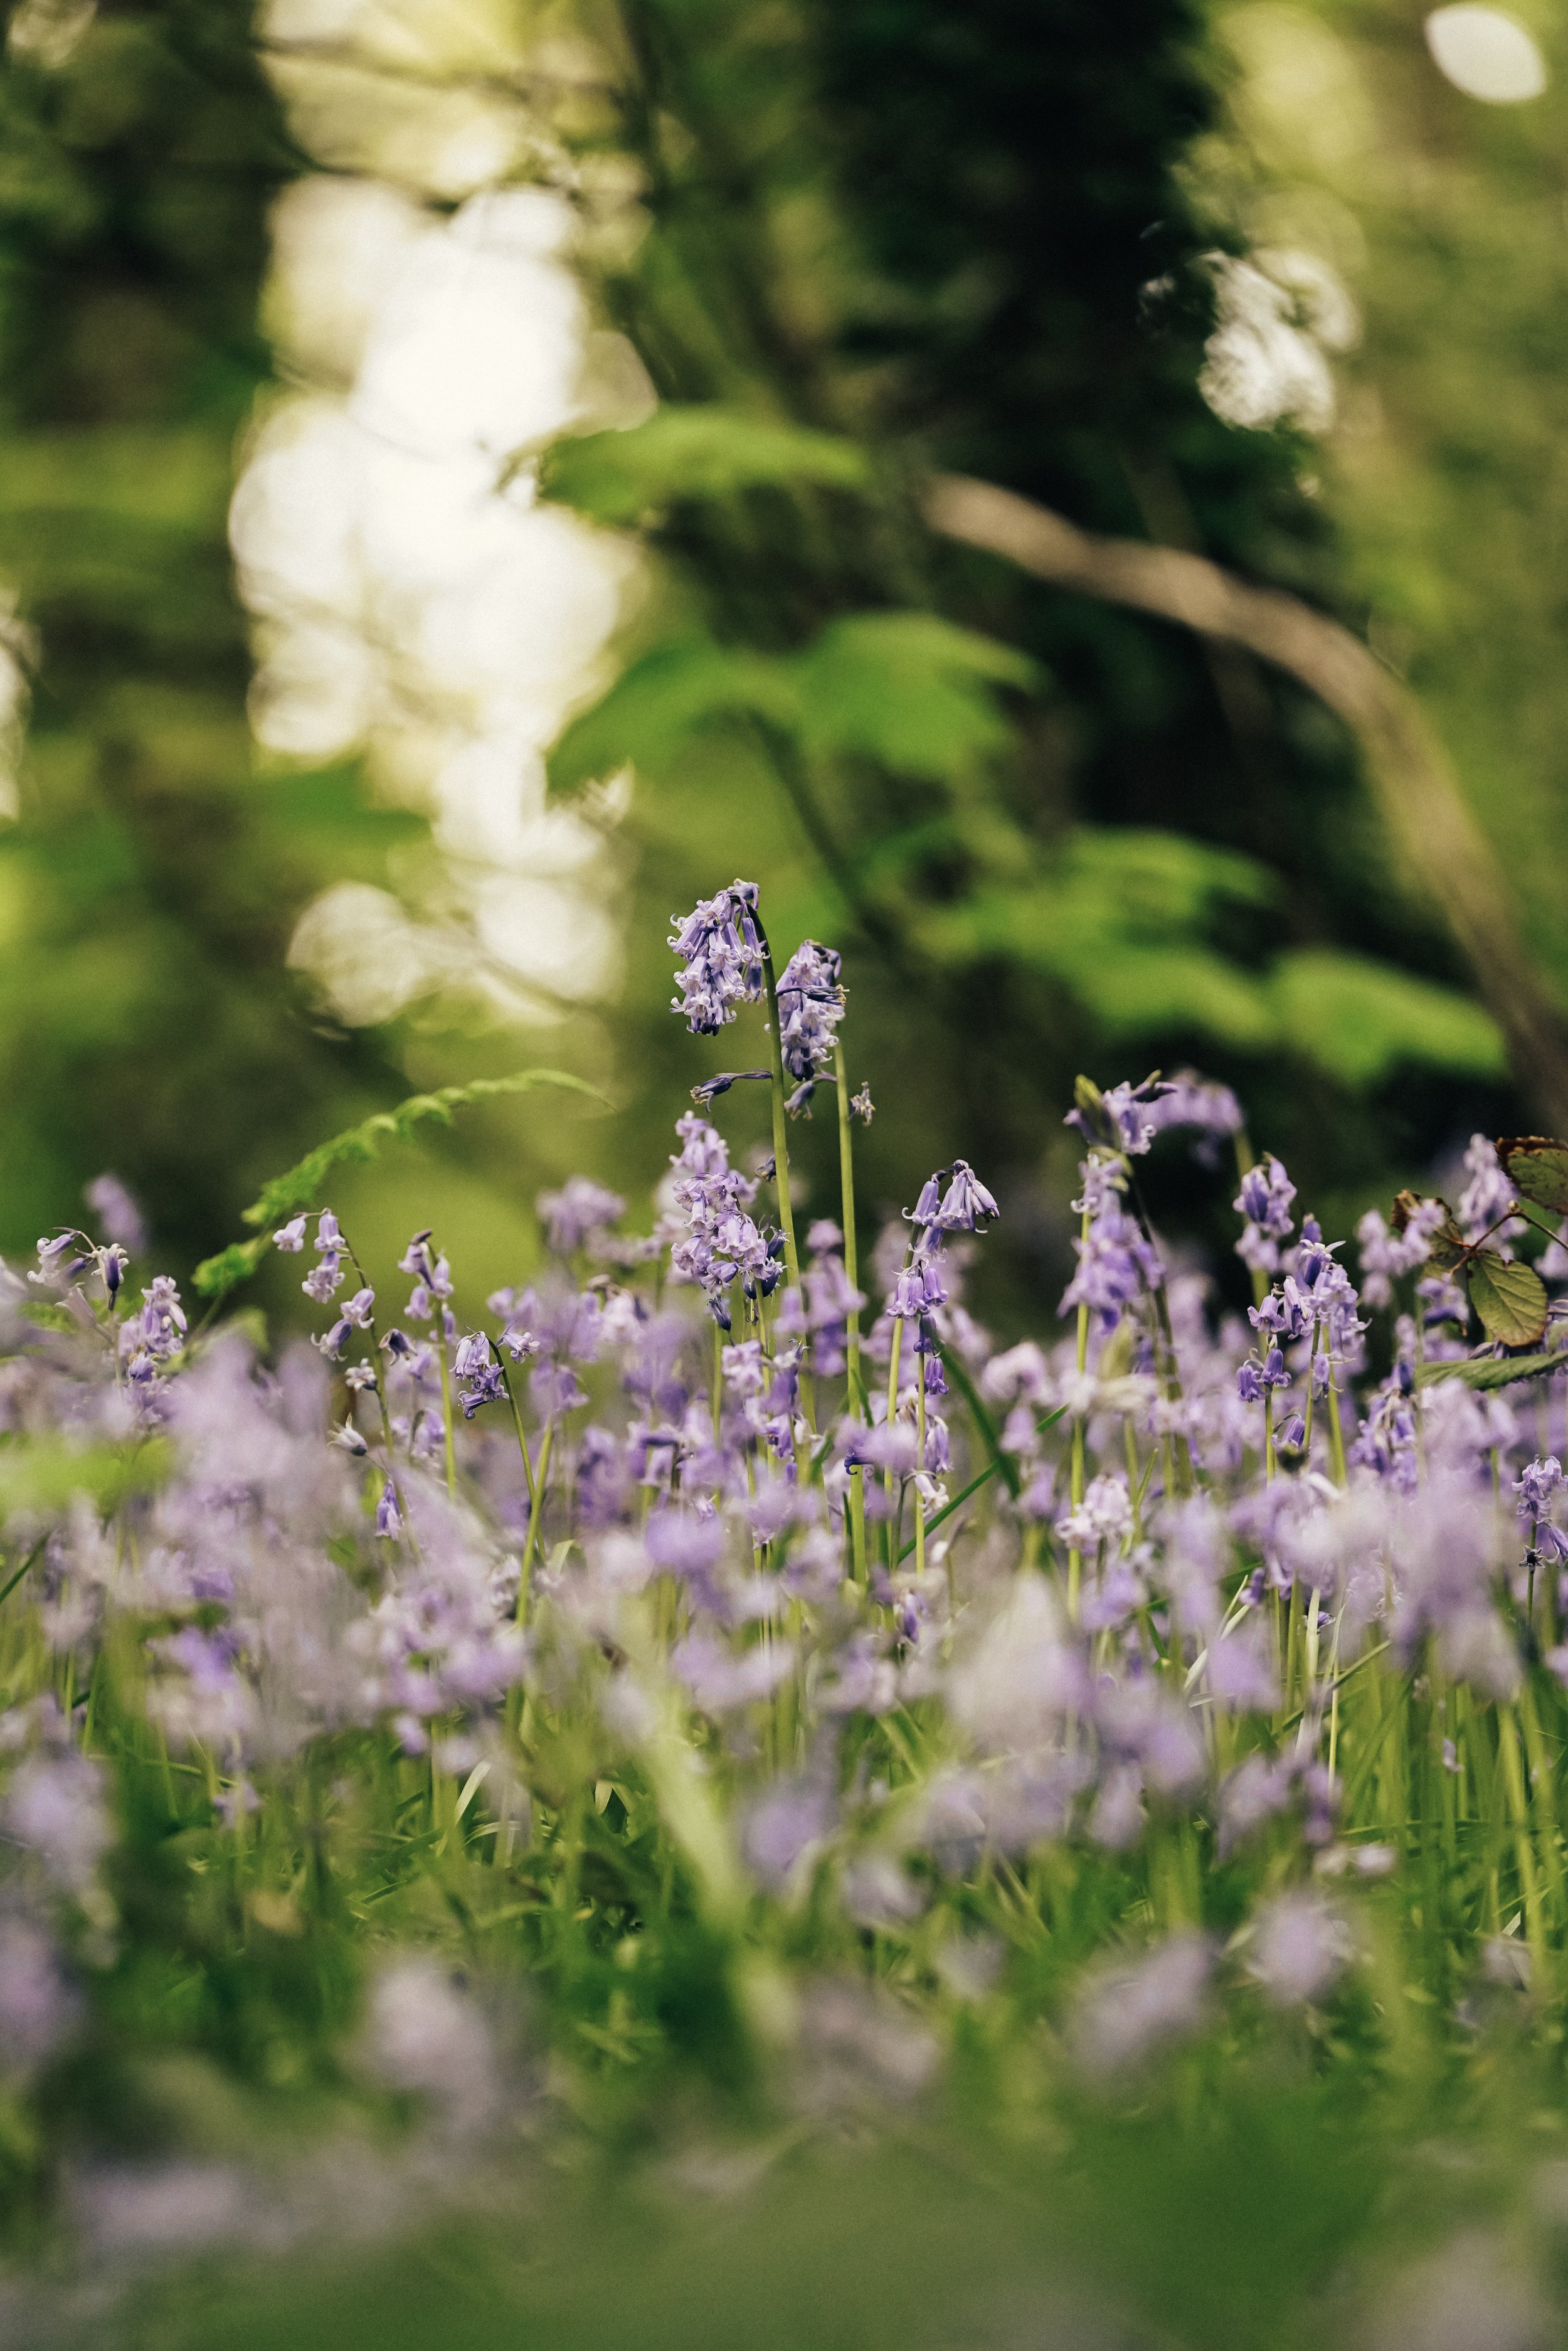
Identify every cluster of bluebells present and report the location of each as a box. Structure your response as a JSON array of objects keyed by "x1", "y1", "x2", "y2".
[{"x1": 9, "y1": 884, "x2": 1568, "y2": 2125}]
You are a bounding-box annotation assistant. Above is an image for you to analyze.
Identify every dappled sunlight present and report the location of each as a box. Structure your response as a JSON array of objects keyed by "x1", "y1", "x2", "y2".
[
  {"x1": 1425, "y1": 6, "x2": 1547, "y2": 104},
  {"x1": 236, "y1": 11, "x2": 648, "y2": 1029}
]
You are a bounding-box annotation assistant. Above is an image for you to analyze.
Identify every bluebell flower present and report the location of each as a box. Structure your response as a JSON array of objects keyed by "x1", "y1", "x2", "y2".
[
  {"x1": 1060, "y1": 1178, "x2": 1163, "y2": 1333},
  {"x1": 273, "y1": 1215, "x2": 307, "y2": 1253},
  {"x1": 319, "y1": 1287, "x2": 375, "y2": 1359},
  {"x1": 32, "y1": 1231, "x2": 89, "y2": 1287},
  {"x1": 1516, "y1": 1455, "x2": 1564, "y2": 1524},
  {"x1": 690, "y1": 1070, "x2": 768, "y2": 1105},
  {"x1": 668, "y1": 881, "x2": 765, "y2": 1033},
  {"x1": 938, "y1": 1160, "x2": 999, "y2": 1234},
  {"x1": 1457, "y1": 1133, "x2": 1519, "y2": 1248},
  {"x1": 535, "y1": 1177, "x2": 626, "y2": 1255},
  {"x1": 375, "y1": 1480, "x2": 402, "y2": 1539},
  {"x1": 302, "y1": 1256, "x2": 344, "y2": 1304},
  {"x1": 83, "y1": 1172, "x2": 147, "y2": 1256},
  {"x1": 775, "y1": 939, "x2": 845, "y2": 1096},
  {"x1": 850, "y1": 1083, "x2": 874, "y2": 1123}
]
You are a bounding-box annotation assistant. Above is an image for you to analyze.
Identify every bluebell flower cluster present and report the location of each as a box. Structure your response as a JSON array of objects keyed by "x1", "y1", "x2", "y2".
[
  {"x1": 668, "y1": 880, "x2": 765, "y2": 1032},
  {"x1": 8, "y1": 874, "x2": 1568, "y2": 2191}
]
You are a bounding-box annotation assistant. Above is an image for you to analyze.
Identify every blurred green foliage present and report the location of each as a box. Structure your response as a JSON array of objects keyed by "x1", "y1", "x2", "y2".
[
  {"x1": 0, "y1": 0, "x2": 425, "y2": 1268},
  {"x1": 0, "y1": 0, "x2": 1559, "y2": 1334}
]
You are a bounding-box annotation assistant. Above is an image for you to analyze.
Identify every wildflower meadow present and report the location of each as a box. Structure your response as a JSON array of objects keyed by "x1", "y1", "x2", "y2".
[{"x1": 11, "y1": 881, "x2": 1568, "y2": 2342}]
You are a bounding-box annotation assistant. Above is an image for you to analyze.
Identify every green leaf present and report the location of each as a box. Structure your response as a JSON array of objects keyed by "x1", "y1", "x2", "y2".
[
  {"x1": 549, "y1": 612, "x2": 1038, "y2": 794},
  {"x1": 540, "y1": 406, "x2": 871, "y2": 527},
  {"x1": 1269, "y1": 950, "x2": 1506, "y2": 1088},
  {"x1": 21, "y1": 1301, "x2": 85, "y2": 1335},
  {"x1": 191, "y1": 1237, "x2": 271, "y2": 1302},
  {"x1": 0, "y1": 1436, "x2": 171, "y2": 1525},
  {"x1": 792, "y1": 613, "x2": 1037, "y2": 780},
  {"x1": 1417, "y1": 1349, "x2": 1567, "y2": 1391},
  {"x1": 548, "y1": 637, "x2": 797, "y2": 793},
  {"x1": 918, "y1": 828, "x2": 1279, "y2": 1049},
  {"x1": 193, "y1": 1070, "x2": 608, "y2": 1303},
  {"x1": 1496, "y1": 1136, "x2": 1568, "y2": 1215},
  {"x1": 1465, "y1": 1251, "x2": 1549, "y2": 1347}
]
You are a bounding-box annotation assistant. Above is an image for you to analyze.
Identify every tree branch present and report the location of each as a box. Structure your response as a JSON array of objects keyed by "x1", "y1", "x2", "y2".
[{"x1": 924, "y1": 471, "x2": 1568, "y2": 1132}]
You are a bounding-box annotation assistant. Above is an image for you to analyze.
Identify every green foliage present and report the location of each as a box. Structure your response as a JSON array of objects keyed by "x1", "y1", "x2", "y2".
[
  {"x1": 914, "y1": 830, "x2": 1505, "y2": 1082},
  {"x1": 0, "y1": 1434, "x2": 169, "y2": 1524},
  {"x1": 549, "y1": 612, "x2": 1036, "y2": 793},
  {"x1": 1465, "y1": 1251, "x2": 1549, "y2": 1349},
  {"x1": 541, "y1": 405, "x2": 871, "y2": 524},
  {"x1": 1417, "y1": 1348, "x2": 1568, "y2": 1389},
  {"x1": 193, "y1": 1071, "x2": 609, "y2": 1300},
  {"x1": 1269, "y1": 950, "x2": 1507, "y2": 1087},
  {"x1": 1499, "y1": 1137, "x2": 1568, "y2": 1216}
]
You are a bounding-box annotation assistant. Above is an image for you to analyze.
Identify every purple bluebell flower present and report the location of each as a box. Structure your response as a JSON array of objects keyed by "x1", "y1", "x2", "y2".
[
  {"x1": 775, "y1": 939, "x2": 845, "y2": 1109},
  {"x1": 938, "y1": 1160, "x2": 999, "y2": 1234},
  {"x1": 1234, "y1": 1154, "x2": 1296, "y2": 1276},
  {"x1": 1066, "y1": 1075, "x2": 1167, "y2": 1158},
  {"x1": 851, "y1": 1083, "x2": 874, "y2": 1123},
  {"x1": 1516, "y1": 1455, "x2": 1564, "y2": 1554},
  {"x1": 1071, "y1": 1932, "x2": 1214, "y2": 2075},
  {"x1": 691, "y1": 1070, "x2": 768, "y2": 1105},
  {"x1": 135, "y1": 1276, "x2": 187, "y2": 1360},
  {"x1": 1356, "y1": 1197, "x2": 1444, "y2": 1308},
  {"x1": 1060, "y1": 1176, "x2": 1163, "y2": 1334},
  {"x1": 32, "y1": 1232, "x2": 90, "y2": 1287},
  {"x1": 1142, "y1": 1072, "x2": 1243, "y2": 1164},
  {"x1": 1456, "y1": 1133, "x2": 1518, "y2": 1248},
  {"x1": 375, "y1": 1480, "x2": 402, "y2": 1539},
  {"x1": 83, "y1": 1172, "x2": 147, "y2": 1256},
  {"x1": 398, "y1": 1231, "x2": 452, "y2": 1323},
  {"x1": 318, "y1": 1286, "x2": 374, "y2": 1359},
  {"x1": 1249, "y1": 1891, "x2": 1352, "y2": 2007},
  {"x1": 100, "y1": 1245, "x2": 127, "y2": 1303},
  {"x1": 273, "y1": 1214, "x2": 307, "y2": 1253},
  {"x1": 668, "y1": 880, "x2": 765, "y2": 1032},
  {"x1": 302, "y1": 1257, "x2": 343, "y2": 1304},
  {"x1": 667, "y1": 1114, "x2": 780, "y2": 1327},
  {"x1": 536, "y1": 1177, "x2": 626, "y2": 1256}
]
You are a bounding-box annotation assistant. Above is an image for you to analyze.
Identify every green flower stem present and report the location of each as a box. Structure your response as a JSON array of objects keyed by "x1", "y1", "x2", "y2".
[
  {"x1": 914, "y1": 1368, "x2": 928, "y2": 1581},
  {"x1": 1303, "y1": 1324, "x2": 1322, "y2": 1458},
  {"x1": 1232, "y1": 1131, "x2": 1268, "y2": 1312},
  {"x1": 435, "y1": 1328, "x2": 458, "y2": 1499},
  {"x1": 834, "y1": 1045, "x2": 868, "y2": 1585},
  {"x1": 341, "y1": 1233, "x2": 411, "y2": 1540},
  {"x1": 1499, "y1": 1705, "x2": 1545, "y2": 1961},
  {"x1": 1327, "y1": 1370, "x2": 1348, "y2": 1488},
  {"x1": 516, "y1": 1418, "x2": 554, "y2": 1628},
  {"x1": 1068, "y1": 1204, "x2": 1090, "y2": 1620},
  {"x1": 757, "y1": 930, "x2": 813, "y2": 1455},
  {"x1": 497, "y1": 1361, "x2": 537, "y2": 1511},
  {"x1": 833, "y1": 1046, "x2": 863, "y2": 1411},
  {"x1": 885, "y1": 1312, "x2": 905, "y2": 1569},
  {"x1": 757, "y1": 939, "x2": 803, "y2": 1297}
]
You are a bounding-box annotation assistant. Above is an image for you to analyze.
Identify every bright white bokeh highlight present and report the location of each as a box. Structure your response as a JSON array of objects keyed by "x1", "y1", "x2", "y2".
[
  {"x1": 234, "y1": 138, "x2": 647, "y2": 1024},
  {"x1": 1199, "y1": 248, "x2": 1360, "y2": 435},
  {"x1": 1424, "y1": 7, "x2": 1547, "y2": 103}
]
